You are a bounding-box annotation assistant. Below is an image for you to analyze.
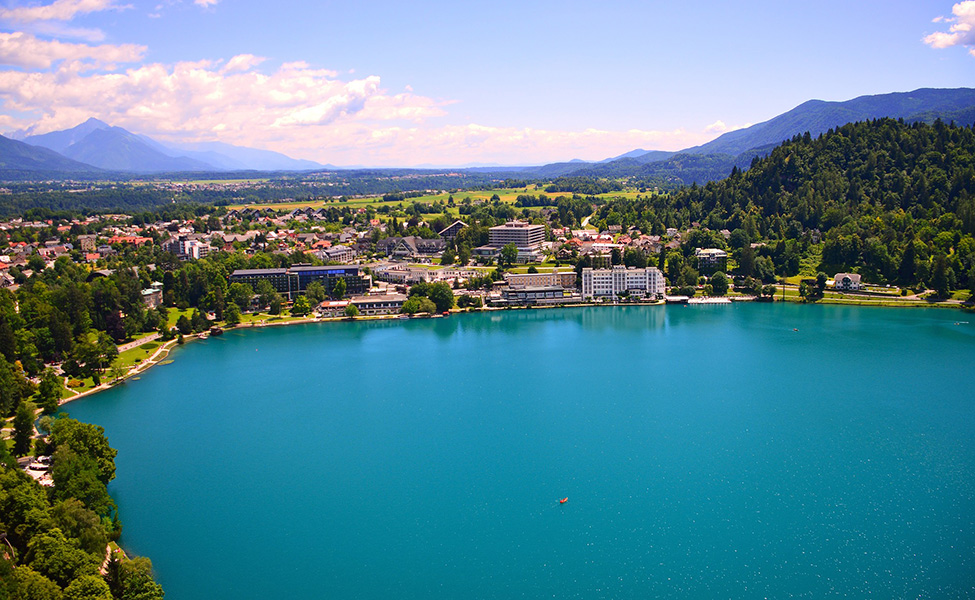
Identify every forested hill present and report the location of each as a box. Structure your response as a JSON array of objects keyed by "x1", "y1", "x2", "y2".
[{"x1": 595, "y1": 118, "x2": 975, "y2": 292}]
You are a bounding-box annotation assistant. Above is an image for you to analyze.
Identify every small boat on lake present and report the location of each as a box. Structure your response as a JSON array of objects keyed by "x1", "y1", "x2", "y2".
[{"x1": 559, "y1": 497, "x2": 568, "y2": 504}]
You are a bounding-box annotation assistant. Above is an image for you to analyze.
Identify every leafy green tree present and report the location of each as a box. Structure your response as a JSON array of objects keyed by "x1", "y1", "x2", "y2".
[
  {"x1": 11, "y1": 566, "x2": 62, "y2": 600},
  {"x1": 175, "y1": 315, "x2": 192, "y2": 335},
  {"x1": 109, "y1": 359, "x2": 126, "y2": 384},
  {"x1": 457, "y1": 244, "x2": 471, "y2": 266},
  {"x1": 710, "y1": 271, "x2": 729, "y2": 296},
  {"x1": 305, "y1": 280, "x2": 327, "y2": 304},
  {"x1": 427, "y1": 282, "x2": 454, "y2": 313},
  {"x1": 190, "y1": 309, "x2": 209, "y2": 333},
  {"x1": 26, "y1": 528, "x2": 100, "y2": 588},
  {"x1": 224, "y1": 301, "x2": 241, "y2": 326},
  {"x1": 0, "y1": 356, "x2": 32, "y2": 416},
  {"x1": 50, "y1": 498, "x2": 108, "y2": 556},
  {"x1": 50, "y1": 448, "x2": 115, "y2": 516},
  {"x1": 344, "y1": 303, "x2": 359, "y2": 319},
  {"x1": 269, "y1": 295, "x2": 282, "y2": 315},
  {"x1": 13, "y1": 401, "x2": 35, "y2": 456},
  {"x1": 63, "y1": 574, "x2": 113, "y2": 600},
  {"x1": 290, "y1": 295, "x2": 311, "y2": 317},
  {"x1": 227, "y1": 282, "x2": 254, "y2": 312},
  {"x1": 401, "y1": 296, "x2": 437, "y2": 315},
  {"x1": 254, "y1": 279, "x2": 277, "y2": 309},
  {"x1": 440, "y1": 247, "x2": 455, "y2": 266},
  {"x1": 331, "y1": 277, "x2": 347, "y2": 299},
  {"x1": 119, "y1": 557, "x2": 165, "y2": 600},
  {"x1": 761, "y1": 284, "x2": 777, "y2": 298},
  {"x1": 499, "y1": 243, "x2": 518, "y2": 269},
  {"x1": 48, "y1": 418, "x2": 117, "y2": 484}
]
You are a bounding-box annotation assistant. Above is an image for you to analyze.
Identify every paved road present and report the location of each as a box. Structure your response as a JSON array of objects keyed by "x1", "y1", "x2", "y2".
[{"x1": 117, "y1": 332, "x2": 161, "y2": 352}]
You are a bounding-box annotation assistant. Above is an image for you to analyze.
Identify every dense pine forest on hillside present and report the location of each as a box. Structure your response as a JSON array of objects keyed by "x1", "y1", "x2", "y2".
[{"x1": 592, "y1": 119, "x2": 975, "y2": 293}]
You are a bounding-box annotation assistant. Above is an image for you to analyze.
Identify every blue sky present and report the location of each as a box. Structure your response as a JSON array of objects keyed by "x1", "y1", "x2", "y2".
[{"x1": 0, "y1": 0, "x2": 972, "y2": 166}]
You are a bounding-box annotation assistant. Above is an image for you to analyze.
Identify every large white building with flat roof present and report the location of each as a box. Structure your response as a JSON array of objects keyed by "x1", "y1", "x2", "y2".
[
  {"x1": 489, "y1": 221, "x2": 545, "y2": 248},
  {"x1": 582, "y1": 266, "x2": 665, "y2": 300}
]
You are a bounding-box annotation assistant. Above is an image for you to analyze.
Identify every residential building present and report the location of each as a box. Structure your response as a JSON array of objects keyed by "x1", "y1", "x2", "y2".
[
  {"x1": 581, "y1": 266, "x2": 665, "y2": 300},
  {"x1": 694, "y1": 248, "x2": 728, "y2": 273},
  {"x1": 320, "y1": 244, "x2": 356, "y2": 263},
  {"x1": 504, "y1": 270, "x2": 577, "y2": 289},
  {"x1": 833, "y1": 273, "x2": 862, "y2": 291},
  {"x1": 376, "y1": 236, "x2": 447, "y2": 259},
  {"x1": 438, "y1": 220, "x2": 468, "y2": 240},
  {"x1": 350, "y1": 293, "x2": 407, "y2": 315},
  {"x1": 498, "y1": 285, "x2": 582, "y2": 306},
  {"x1": 141, "y1": 283, "x2": 164, "y2": 309},
  {"x1": 77, "y1": 234, "x2": 96, "y2": 252}
]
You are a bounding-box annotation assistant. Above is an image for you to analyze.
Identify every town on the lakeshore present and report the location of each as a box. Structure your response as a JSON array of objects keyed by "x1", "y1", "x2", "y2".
[{"x1": 1, "y1": 206, "x2": 887, "y2": 321}]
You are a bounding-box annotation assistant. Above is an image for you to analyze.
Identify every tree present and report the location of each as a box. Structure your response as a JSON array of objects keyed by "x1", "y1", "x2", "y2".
[
  {"x1": 50, "y1": 498, "x2": 108, "y2": 555},
  {"x1": 427, "y1": 282, "x2": 454, "y2": 313},
  {"x1": 11, "y1": 567, "x2": 62, "y2": 600},
  {"x1": 457, "y1": 244, "x2": 471, "y2": 266},
  {"x1": 109, "y1": 359, "x2": 126, "y2": 384},
  {"x1": 401, "y1": 296, "x2": 436, "y2": 315},
  {"x1": 499, "y1": 243, "x2": 518, "y2": 269},
  {"x1": 176, "y1": 315, "x2": 192, "y2": 335},
  {"x1": 26, "y1": 528, "x2": 100, "y2": 588},
  {"x1": 440, "y1": 247, "x2": 455, "y2": 266},
  {"x1": 269, "y1": 295, "x2": 282, "y2": 315},
  {"x1": 48, "y1": 418, "x2": 117, "y2": 484},
  {"x1": 13, "y1": 401, "x2": 34, "y2": 456},
  {"x1": 331, "y1": 277, "x2": 347, "y2": 299},
  {"x1": 224, "y1": 301, "x2": 241, "y2": 326},
  {"x1": 710, "y1": 271, "x2": 729, "y2": 296},
  {"x1": 64, "y1": 574, "x2": 113, "y2": 600},
  {"x1": 290, "y1": 295, "x2": 311, "y2": 317},
  {"x1": 255, "y1": 279, "x2": 277, "y2": 310},
  {"x1": 305, "y1": 280, "x2": 327, "y2": 304},
  {"x1": 761, "y1": 284, "x2": 777, "y2": 298},
  {"x1": 36, "y1": 368, "x2": 62, "y2": 414},
  {"x1": 344, "y1": 303, "x2": 359, "y2": 319},
  {"x1": 120, "y1": 557, "x2": 165, "y2": 600},
  {"x1": 932, "y1": 254, "x2": 950, "y2": 298}
]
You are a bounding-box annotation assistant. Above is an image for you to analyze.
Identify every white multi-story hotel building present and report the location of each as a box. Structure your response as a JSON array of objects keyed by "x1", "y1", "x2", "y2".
[
  {"x1": 581, "y1": 266, "x2": 665, "y2": 300},
  {"x1": 488, "y1": 221, "x2": 545, "y2": 248}
]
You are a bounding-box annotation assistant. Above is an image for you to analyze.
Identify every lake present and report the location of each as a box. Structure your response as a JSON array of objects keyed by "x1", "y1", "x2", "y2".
[{"x1": 67, "y1": 303, "x2": 975, "y2": 599}]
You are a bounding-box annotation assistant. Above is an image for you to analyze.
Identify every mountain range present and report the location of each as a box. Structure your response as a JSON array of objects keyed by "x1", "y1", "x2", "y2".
[
  {"x1": 3, "y1": 118, "x2": 325, "y2": 175},
  {"x1": 0, "y1": 87, "x2": 973, "y2": 181}
]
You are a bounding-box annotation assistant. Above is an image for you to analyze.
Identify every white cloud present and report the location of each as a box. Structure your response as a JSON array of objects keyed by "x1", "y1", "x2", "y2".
[
  {"x1": 0, "y1": 32, "x2": 144, "y2": 69},
  {"x1": 705, "y1": 120, "x2": 728, "y2": 134},
  {"x1": 0, "y1": 0, "x2": 129, "y2": 23},
  {"x1": 924, "y1": 1, "x2": 975, "y2": 54},
  {"x1": 0, "y1": 47, "x2": 722, "y2": 166},
  {"x1": 194, "y1": 0, "x2": 218, "y2": 7}
]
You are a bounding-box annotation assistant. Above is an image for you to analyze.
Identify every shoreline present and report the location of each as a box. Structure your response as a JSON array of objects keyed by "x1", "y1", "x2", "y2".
[{"x1": 57, "y1": 296, "x2": 972, "y2": 407}]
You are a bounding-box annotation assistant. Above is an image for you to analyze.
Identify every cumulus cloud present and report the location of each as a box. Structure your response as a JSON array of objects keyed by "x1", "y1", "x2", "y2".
[
  {"x1": 0, "y1": 43, "x2": 724, "y2": 166},
  {"x1": 0, "y1": 32, "x2": 144, "y2": 68},
  {"x1": 0, "y1": 56, "x2": 446, "y2": 144},
  {"x1": 194, "y1": 0, "x2": 218, "y2": 7},
  {"x1": 924, "y1": 1, "x2": 975, "y2": 56},
  {"x1": 0, "y1": 0, "x2": 129, "y2": 23},
  {"x1": 705, "y1": 120, "x2": 728, "y2": 134}
]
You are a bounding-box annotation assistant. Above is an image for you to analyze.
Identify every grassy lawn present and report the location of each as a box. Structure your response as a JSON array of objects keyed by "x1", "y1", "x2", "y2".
[
  {"x1": 116, "y1": 341, "x2": 163, "y2": 370},
  {"x1": 227, "y1": 185, "x2": 649, "y2": 214},
  {"x1": 166, "y1": 308, "x2": 194, "y2": 329}
]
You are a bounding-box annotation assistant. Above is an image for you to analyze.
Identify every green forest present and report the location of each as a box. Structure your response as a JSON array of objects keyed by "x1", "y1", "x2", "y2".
[{"x1": 591, "y1": 119, "x2": 975, "y2": 296}]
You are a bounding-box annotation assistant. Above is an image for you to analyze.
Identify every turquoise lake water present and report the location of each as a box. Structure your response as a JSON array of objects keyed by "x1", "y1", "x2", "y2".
[{"x1": 67, "y1": 303, "x2": 975, "y2": 599}]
